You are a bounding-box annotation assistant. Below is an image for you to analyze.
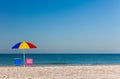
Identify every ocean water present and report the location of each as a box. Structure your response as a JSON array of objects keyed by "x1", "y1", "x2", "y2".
[{"x1": 0, "y1": 53, "x2": 120, "y2": 66}]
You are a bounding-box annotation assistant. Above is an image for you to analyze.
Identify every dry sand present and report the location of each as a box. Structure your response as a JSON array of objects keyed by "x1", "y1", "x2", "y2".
[{"x1": 0, "y1": 65, "x2": 120, "y2": 79}]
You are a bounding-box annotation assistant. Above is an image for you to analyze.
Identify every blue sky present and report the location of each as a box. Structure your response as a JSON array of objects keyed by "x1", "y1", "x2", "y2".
[{"x1": 0, "y1": 0, "x2": 120, "y2": 53}]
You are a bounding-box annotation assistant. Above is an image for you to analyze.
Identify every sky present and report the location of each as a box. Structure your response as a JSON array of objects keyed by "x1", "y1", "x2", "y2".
[{"x1": 0, "y1": 0, "x2": 120, "y2": 53}]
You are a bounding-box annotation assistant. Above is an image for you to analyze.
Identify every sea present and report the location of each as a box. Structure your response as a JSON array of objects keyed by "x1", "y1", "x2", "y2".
[{"x1": 0, "y1": 53, "x2": 120, "y2": 66}]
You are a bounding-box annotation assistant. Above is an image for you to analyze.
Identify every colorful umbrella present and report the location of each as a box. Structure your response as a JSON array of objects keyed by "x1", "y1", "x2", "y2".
[{"x1": 12, "y1": 41, "x2": 37, "y2": 66}]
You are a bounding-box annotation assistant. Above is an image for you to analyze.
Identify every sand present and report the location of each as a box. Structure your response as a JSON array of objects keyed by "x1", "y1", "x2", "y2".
[{"x1": 0, "y1": 65, "x2": 120, "y2": 79}]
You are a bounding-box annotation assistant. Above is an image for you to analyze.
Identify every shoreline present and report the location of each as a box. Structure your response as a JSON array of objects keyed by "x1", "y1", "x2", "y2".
[
  {"x1": 0, "y1": 63, "x2": 120, "y2": 66},
  {"x1": 0, "y1": 65, "x2": 120, "y2": 79}
]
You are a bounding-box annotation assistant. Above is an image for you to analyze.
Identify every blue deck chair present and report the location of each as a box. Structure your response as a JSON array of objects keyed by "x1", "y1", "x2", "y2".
[{"x1": 14, "y1": 58, "x2": 22, "y2": 66}]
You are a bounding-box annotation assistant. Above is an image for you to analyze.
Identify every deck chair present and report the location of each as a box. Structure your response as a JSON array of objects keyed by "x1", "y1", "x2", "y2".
[
  {"x1": 14, "y1": 58, "x2": 22, "y2": 66},
  {"x1": 26, "y1": 58, "x2": 33, "y2": 66}
]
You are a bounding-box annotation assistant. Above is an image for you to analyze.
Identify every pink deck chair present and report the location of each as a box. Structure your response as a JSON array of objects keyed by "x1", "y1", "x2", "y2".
[{"x1": 26, "y1": 58, "x2": 33, "y2": 66}]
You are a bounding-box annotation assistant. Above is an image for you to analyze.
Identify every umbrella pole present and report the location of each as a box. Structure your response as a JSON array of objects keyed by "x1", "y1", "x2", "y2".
[{"x1": 23, "y1": 50, "x2": 25, "y2": 67}]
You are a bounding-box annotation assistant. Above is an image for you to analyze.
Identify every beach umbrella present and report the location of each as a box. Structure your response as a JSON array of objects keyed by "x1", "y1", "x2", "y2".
[{"x1": 12, "y1": 41, "x2": 37, "y2": 66}]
